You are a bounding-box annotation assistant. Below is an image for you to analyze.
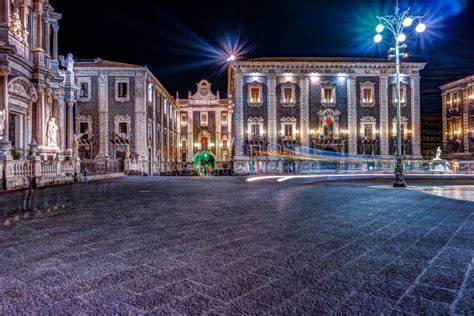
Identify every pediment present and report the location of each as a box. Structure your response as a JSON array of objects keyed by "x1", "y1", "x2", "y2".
[{"x1": 191, "y1": 80, "x2": 217, "y2": 100}]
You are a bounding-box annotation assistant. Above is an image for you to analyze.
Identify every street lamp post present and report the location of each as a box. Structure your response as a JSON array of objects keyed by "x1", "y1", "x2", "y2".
[{"x1": 373, "y1": 0, "x2": 426, "y2": 187}]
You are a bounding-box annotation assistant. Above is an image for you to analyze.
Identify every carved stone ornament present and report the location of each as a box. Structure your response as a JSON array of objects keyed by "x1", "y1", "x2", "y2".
[
  {"x1": 9, "y1": 4, "x2": 28, "y2": 44},
  {"x1": 0, "y1": 109, "x2": 5, "y2": 140}
]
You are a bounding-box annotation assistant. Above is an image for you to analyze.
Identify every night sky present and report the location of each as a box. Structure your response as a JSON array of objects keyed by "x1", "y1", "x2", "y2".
[{"x1": 51, "y1": 0, "x2": 474, "y2": 114}]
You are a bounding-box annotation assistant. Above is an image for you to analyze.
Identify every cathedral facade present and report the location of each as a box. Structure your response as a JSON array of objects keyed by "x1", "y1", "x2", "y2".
[
  {"x1": 176, "y1": 80, "x2": 232, "y2": 175},
  {"x1": 74, "y1": 58, "x2": 178, "y2": 175},
  {"x1": 0, "y1": 0, "x2": 78, "y2": 189},
  {"x1": 229, "y1": 57, "x2": 426, "y2": 174}
]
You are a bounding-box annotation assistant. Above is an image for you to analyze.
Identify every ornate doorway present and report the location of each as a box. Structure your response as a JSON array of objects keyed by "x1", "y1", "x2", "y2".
[{"x1": 193, "y1": 152, "x2": 215, "y2": 176}]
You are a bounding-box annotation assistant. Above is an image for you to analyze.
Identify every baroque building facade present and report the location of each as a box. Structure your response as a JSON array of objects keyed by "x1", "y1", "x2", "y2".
[
  {"x1": 176, "y1": 80, "x2": 232, "y2": 175},
  {"x1": 229, "y1": 57, "x2": 425, "y2": 174},
  {"x1": 440, "y1": 75, "x2": 474, "y2": 158},
  {"x1": 0, "y1": 0, "x2": 78, "y2": 190},
  {"x1": 74, "y1": 58, "x2": 178, "y2": 175}
]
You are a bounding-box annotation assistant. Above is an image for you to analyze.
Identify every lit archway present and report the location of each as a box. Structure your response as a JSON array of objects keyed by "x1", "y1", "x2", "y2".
[{"x1": 193, "y1": 152, "x2": 216, "y2": 176}]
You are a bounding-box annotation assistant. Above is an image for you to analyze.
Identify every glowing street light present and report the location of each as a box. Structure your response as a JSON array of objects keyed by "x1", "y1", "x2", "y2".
[
  {"x1": 402, "y1": 17, "x2": 413, "y2": 27},
  {"x1": 397, "y1": 33, "x2": 406, "y2": 42},
  {"x1": 227, "y1": 54, "x2": 236, "y2": 62},
  {"x1": 416, "y1": 22, "x2": 426, "y2": 33},
  {"x1": 373, "y1": 0, "x2": 426, "y2": 188}
]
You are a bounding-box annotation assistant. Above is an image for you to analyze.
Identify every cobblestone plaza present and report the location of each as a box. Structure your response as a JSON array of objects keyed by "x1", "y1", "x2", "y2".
[{"x1": 1, "y1": 177, "x2": 473, "y2": 314}]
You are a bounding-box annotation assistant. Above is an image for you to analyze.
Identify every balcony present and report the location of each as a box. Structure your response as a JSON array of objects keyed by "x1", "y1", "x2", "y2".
[
  {"x1": 245, "y1": 135, "x2": 267, "y2": 143},
  {"x1": 359, "y1": 138, "x2": 379, "y2": 156},
  {"x1": 311, "y1": 138, "x2": 346, "y2": 153},
  {"x1": 278, "y1": 135, "x2": 301, "y2": 146}
]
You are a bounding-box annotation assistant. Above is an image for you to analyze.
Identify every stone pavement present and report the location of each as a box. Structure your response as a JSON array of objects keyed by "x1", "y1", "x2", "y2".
[{"x1": 0, "y1": 177, "x2": 473, "y2": 315}]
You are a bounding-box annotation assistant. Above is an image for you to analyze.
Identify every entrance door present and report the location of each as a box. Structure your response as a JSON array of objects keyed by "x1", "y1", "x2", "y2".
[{"x1": 193, "y1": 152, "x2": 215, "y2": 176}]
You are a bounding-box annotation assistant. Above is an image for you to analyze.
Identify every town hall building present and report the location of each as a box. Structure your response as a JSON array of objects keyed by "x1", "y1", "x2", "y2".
[{"x1": 228, "y1": 57, "x2": 426, "y2": 174}]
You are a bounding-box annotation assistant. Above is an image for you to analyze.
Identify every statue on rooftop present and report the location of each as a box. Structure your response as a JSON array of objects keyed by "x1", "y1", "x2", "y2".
[{"x1": 65, "y1": 53, "x2": 75, "y2": 73}]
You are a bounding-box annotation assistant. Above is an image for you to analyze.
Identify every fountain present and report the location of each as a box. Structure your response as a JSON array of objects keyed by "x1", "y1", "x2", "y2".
[{"x1": 429, "y1": 147, "x2": 452, "y2": 174}]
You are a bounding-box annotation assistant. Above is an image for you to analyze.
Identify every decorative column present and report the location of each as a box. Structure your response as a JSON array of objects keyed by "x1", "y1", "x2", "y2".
[
  {"x1": 35, "y1": 4, "x2": 43, "y2": 49},
  {"x1": 134, "y1": 72, "x2": 146, "y2": 159},
  {"x1": 1, "y1": 0, "x2": 9, "y2": 26},
  {"x1": 58, "y1": 98, "x2": 66, "y2": 153},
  {"x1": 347, "y1": 76, "x2": 358, "y2": 155},
  {"x1": 379, "y1": 75, "x2": 390, "y2": 155},
  {"x1": 65, "y1": 101, "x2": 74, "y2": 155},
  {"x1": 462, "y1": 88, "x2": 469, "y2": 152},
  {"x1": 35, "y1": 86, "x2": 45, "y2": 146},
  {"x1": 159, "y1": 95, "x2": 164, "y2": 171},
  {"x1": 442, "y1": 93, "x2": 447, "y2": 151},
  {"x1": 0, "y1": 68, "x2": 11, "y2": 159},
  {"x1": 410, "y1": 76, "x2": 422, "y2": 157},
  {"x1": 152, "y1": 88, "x2": 157, "y2": 168},
  {"x1": 187, "y1": 109, "x2": 193, "y2": 161},
  {"x1": 52, "y1": 23, "x2": 59, "y2": 60},
  {"x1": 267, "y1": 73, "x2": 277, "y2": 153},
  {"x1": 300, "y1": 76, "x2": 310, "y2": 147},
  {"x1": 97, "y1": 73, "x2": 109, "y2": 158},
  {"x1": 216, "y1": 109, "x2": 222, "y2": 161},
  {"x1": 234, "y1": 72, "x2": 245, "y2": 157},
  {"x1": 43, "y1": 19, "x2": 50, "y2": 56}
]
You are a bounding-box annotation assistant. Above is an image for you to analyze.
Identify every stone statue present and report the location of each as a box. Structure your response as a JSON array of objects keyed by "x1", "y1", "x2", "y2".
[
  {"x1": 435, "y1": 146, "x2": 442, "y2": 160},
  {"x1": 47, "y1": 117, "x2": 59, "y2": 147},
  {"x1": 0, "y1": 109, "x2": 5, "y2": 140},
  {"x1": 430, "y1": 146, "x2": 452, "y2": 174},
  {"x1": 65, "y1": 53, "x2": 74, "y2": 73}
]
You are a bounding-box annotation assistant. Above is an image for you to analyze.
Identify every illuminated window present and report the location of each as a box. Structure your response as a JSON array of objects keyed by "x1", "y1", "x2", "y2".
[
  {"x1": 281, "y1": 85, "x2": 295, "y2": 104},
  {"x1": 247, "y1": 117, "x2": 264, "y2": 137},
  {"x1": 222, "y1": 139, "x2": 228, "y2": 148},
  {"x1": 392, "y1": 84, "x2": 407, "y2": 104},
  {"x1": 181, "y1": 139, "x2": 187, "y2": 149},
  {"x1": 200, "y1": 112, "x2": 208, "y2": 126},
  {"x1": 280, "y1": 117, "x2": 297, "y2": 138},
  {"x1": 363, "y1": 88, "x2": 373, "y2": 104},
  {"x1": 147, "y1": 84, "x2": 153, "y2": 103},
  {"x1": 250, "y1": 124, "x2": 260, "y2": 136},
  {"x1": 468, "y1": 86, "x2": 473, "y2": 100},
  {"x1": 181, "y1": 113, "x2": 187, "y2": 126},
  {"x1": 250, "y1": 87, "x2": 261, "y2": 103},
  {"x1": 222, "y1": 113, "x2": 228, "y2": 126},
  {"x1": 391, "y1": 117, "x2": 409, "y2": 140},
  {"x1": 321, "y1": 82, "x2": 336, "y2": 104},
  {"x1": 324, "y1": 88, "x2": 334, "y2": 103}
]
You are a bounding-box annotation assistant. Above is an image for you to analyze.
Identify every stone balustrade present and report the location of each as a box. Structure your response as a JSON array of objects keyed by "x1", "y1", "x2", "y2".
[
  {"x1": 124, "y1": 159, "x2": 148, "y2": 175},
  {"x1": 1, "y1": 159, "x2": 80, "y2": 191}
]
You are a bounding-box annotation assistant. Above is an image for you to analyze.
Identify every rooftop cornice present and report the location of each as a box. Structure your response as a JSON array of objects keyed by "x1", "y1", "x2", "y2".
[
  {"x1": 232, "y1": 60, "x2": 427, "y2": 71},
  {"x1": 439, "y1": 75, "x2": 474, "y2": 90}
]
